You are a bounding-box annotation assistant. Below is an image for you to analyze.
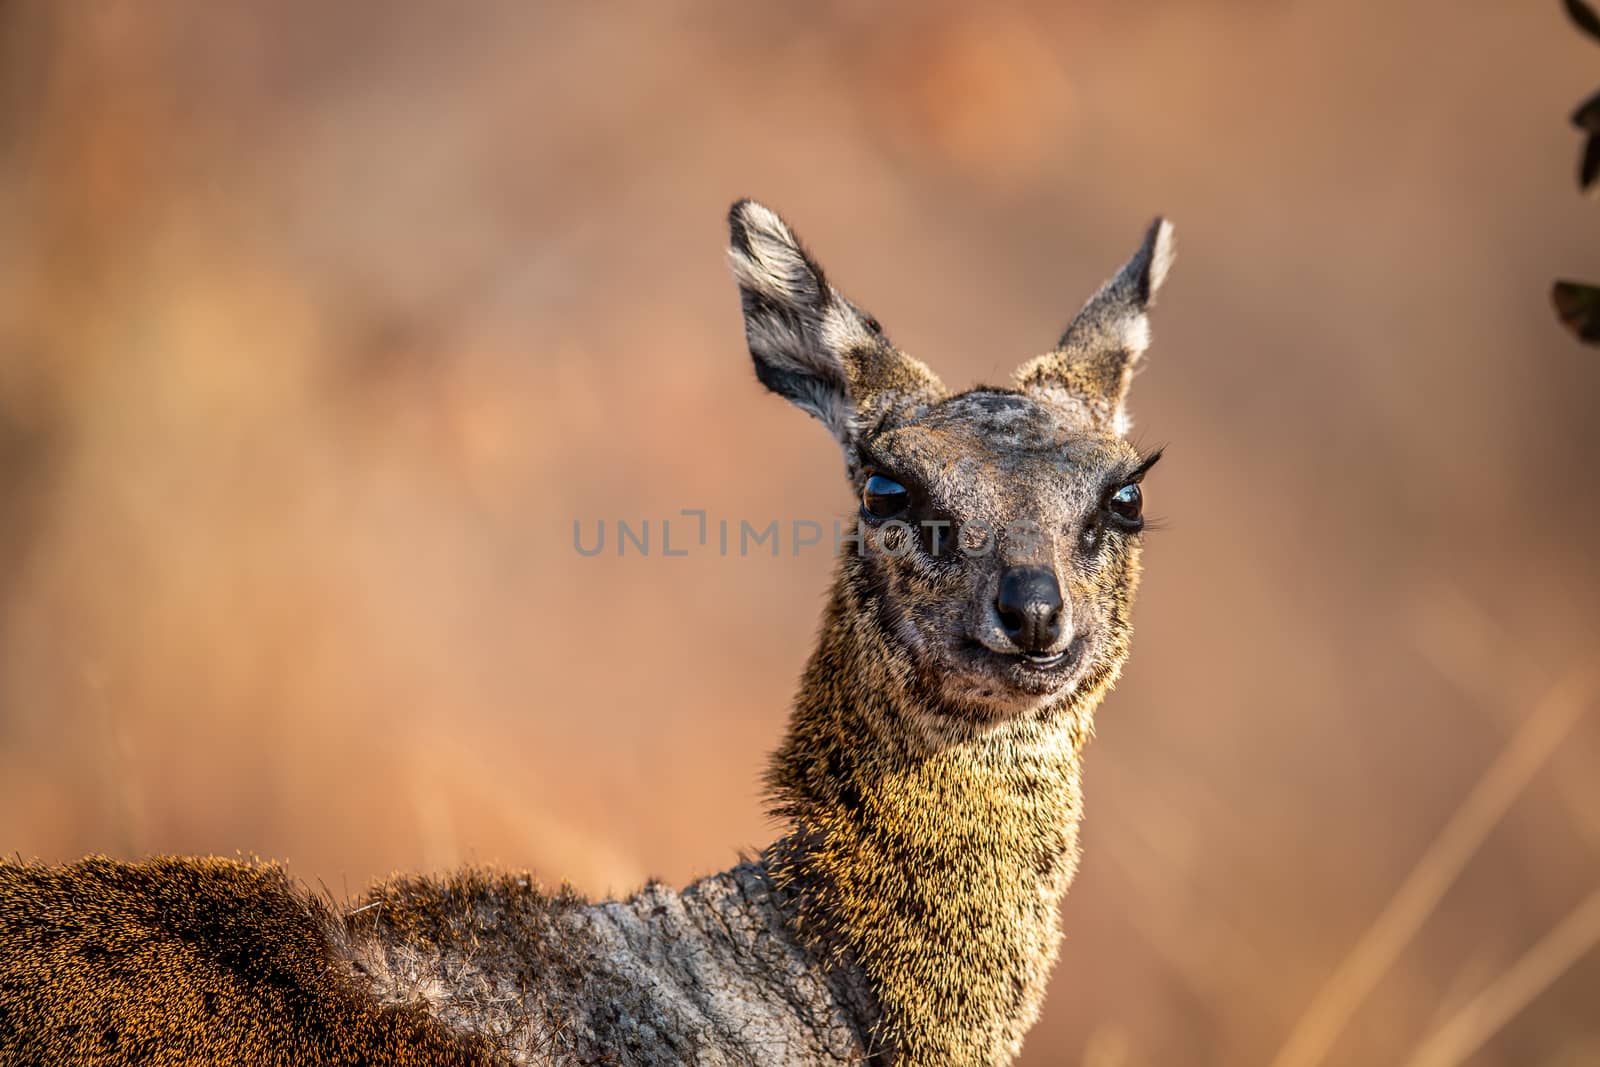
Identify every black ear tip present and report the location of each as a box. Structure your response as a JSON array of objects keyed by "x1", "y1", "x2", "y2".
[
  {"x1": 728, "y1": 199, "x2": 756, "y2": 255},
  {"x1": 1143, "y1": 216, "x2": 1172, "y2": 250},
  {"x1": 1134, "y1": 217, "x2": 1176, "y2": 301}
]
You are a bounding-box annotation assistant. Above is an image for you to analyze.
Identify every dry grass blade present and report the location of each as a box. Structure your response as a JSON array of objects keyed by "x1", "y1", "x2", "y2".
[
  {"x1": 1267, "y1": 668, "x2": 1596, "y2": 1067},
  {"x1": 1401, "y1": 888, "x2": 1600, "y2": 1067}
]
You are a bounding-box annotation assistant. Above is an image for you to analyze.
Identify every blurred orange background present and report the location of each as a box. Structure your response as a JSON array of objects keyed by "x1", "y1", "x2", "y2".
[{"x1": 1, "y1": 3, "x2": 1598, "y2": 1065}]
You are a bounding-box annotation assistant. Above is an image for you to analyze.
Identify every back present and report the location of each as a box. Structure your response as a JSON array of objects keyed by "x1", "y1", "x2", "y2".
[{"x1": 0, "y1": 857, "x2": 494, "y2": 1066}]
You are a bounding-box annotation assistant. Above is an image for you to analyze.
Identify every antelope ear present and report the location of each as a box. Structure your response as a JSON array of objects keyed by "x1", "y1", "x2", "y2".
[
  {"x1": 1016, "y1": 218, "x2": 1174, "y2": 435},
  {"x1": 727, "y1": 199, "x2": 944, "y2": 451}
]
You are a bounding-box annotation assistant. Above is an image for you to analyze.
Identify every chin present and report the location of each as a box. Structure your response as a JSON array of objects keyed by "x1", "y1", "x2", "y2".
[{"x1": 920, "y1": 641, "x2": 1095, "y2": 723}]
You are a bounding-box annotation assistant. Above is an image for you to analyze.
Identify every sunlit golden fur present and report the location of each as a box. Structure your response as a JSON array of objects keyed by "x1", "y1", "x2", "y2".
[{"x1": 0, "y1": 857, "x2": 496, "y2": 1065}]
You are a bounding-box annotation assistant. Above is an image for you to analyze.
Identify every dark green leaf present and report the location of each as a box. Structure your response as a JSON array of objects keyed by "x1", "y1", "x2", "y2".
[
  {"x1": 1566, "y1": 0, "x2": 1600, "y2": 43},
  {"x1": 1580, "y1": 134, "x2": 1600, "y2": 192},
  {"x1": 1573, "y1": 89, "x2": 1600, "y2": 130},
  {"x1": 1552, "y1": 281, "x2": 1600, "y2": 343}
]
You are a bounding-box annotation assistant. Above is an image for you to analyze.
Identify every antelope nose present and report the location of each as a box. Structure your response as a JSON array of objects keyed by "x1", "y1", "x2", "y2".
[{"x1": 996, "y1": 566, "x2": 1064, "y2": 654}]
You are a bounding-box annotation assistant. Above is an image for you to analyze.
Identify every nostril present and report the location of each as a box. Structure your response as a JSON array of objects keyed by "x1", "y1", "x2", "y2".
[
  {"x1": 997, "y1": 606, "x2": 1026, "y2": 637},
  {"x1": 1040, "y1": 606, "x2": 1064, "y2": 641}
]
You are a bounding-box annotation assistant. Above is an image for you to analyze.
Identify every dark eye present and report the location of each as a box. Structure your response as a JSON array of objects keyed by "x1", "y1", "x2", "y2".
[
  {"x1": 1106, "y1": 483, "x2": 1143, "y2": 524},
  {"x1": 862, "y1": 474, "x2": 910, "y2": 519}
]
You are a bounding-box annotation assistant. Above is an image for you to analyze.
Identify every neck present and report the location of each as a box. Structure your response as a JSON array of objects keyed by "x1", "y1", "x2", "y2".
[{"x1": 764, "y1": 566, "x2": 1103, "y2": 1067}]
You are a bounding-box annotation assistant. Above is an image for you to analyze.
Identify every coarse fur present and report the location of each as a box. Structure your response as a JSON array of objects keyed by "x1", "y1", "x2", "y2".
[{"x1": 0, "y1": 200, "x2": 1175, "y2": 1066}]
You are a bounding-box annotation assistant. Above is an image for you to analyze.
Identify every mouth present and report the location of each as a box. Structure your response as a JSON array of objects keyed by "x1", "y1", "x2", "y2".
[{"x1": 954, "y1": 637, "x2": 1087, "y2": 696}]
